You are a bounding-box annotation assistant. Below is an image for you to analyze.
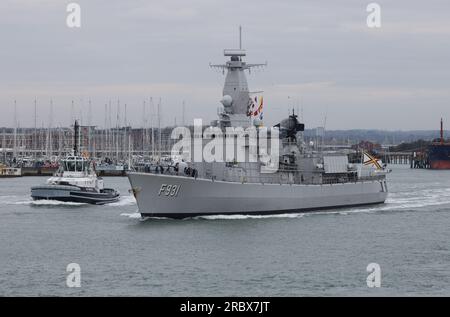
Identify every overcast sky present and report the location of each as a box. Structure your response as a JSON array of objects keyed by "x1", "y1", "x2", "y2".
[{"x1": 1, "y1": 0, "x2": 449, "y2": 130}]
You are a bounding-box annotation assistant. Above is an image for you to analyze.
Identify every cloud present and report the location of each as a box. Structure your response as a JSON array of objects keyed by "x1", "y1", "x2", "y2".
[
  {"x1": 1, "y1": 0, "x2": 450, "y2": 129},
  {"x1": 125, "y1": 4, "x2": 199, "y2": 21}
]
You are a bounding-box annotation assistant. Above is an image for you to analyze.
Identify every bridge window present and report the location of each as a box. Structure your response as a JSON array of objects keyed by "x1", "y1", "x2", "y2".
[{"x1": 66, "y1": 161, "x2": 75, "y2": 171}]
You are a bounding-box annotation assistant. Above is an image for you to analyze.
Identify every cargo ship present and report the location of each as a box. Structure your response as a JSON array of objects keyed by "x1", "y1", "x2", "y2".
[{"x1": 428, "y1": 118, "x2": 450, "y2": 169}]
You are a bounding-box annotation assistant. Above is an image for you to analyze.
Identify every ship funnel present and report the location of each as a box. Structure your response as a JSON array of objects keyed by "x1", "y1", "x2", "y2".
[{"x1": 74, "y1": 120, "x2": 79, "y2": 156}]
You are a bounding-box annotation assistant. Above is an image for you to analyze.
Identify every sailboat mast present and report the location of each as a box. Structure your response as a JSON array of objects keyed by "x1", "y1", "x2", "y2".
[
  {"x1": 108, "y1": 99, "x2": 112, "y2": 158},
  {"x1": 142, "y1": 100, "x2": 146, "y2": 155},
  {"x1": 48, "y1": 99, "x2": 53, "y2": 157},
  {"x1": 124, "y1": 103, "x2": 127, "y2": 161},
  {"x1": 13, "y1": 100, "x2": 17, "y2": 159},
  {"x1": 182, "y1": 100, "x2": 186, "y2": 126},
  {"x1": 116, "y1": 99, "x2": 120, "y2": 161},
  {"x1": 88, "y1": 99, "x2": 92, "y2": 155},
  {"x1": 158, "y1": 98, "x2": 162, "y2": 158},
  {"x1": 150, "y1": 97, "x2": 155, "y2": 159},
  {"x1": 34, "y1": 98, "x2": 37, "y2": 159},
  {"x1": 103, "y1": 103, "x2": 107, "y2": 158}
]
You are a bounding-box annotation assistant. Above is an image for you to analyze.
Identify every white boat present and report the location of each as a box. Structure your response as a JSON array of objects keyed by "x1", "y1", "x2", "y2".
[{"x1": 0, "y1": 164, "x2": 21, "y2": 177}]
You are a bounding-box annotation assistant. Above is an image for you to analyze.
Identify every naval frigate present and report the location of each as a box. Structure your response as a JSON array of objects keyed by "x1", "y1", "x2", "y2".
[{"x1": 127, "y1": 40, "x2": 389, "y2": 219}]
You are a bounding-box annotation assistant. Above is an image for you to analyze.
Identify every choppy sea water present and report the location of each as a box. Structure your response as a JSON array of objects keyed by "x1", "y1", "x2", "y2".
[{"x1": 0, "y1": 165, "x2": 449, "y2": 296}]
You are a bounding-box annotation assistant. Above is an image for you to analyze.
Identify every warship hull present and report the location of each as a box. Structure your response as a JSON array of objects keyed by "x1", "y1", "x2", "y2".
[{"x1": 128, "y1": 173, "x2": 388, "y2": 219}]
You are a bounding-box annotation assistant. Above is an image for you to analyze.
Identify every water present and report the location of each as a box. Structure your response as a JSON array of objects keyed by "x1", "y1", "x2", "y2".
[{"x1": 1, "y1": 166, "x2": 449, "y2": 296}]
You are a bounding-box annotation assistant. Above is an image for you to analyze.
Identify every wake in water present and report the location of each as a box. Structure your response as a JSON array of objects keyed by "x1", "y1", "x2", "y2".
[
  {"x1": 0, "y1": 194, "x2": 136, "y2": 211},
  {"x1": 6, "y1": 195, "x2": 136, "y2": 207},
  {"x1": 129, "y1": 186, "x2": 450, "y2": 221},
  {"x1": 106, "y1": 195, "x2": 136, "y2": 207},
  {"x1": 0, "y1": 195, "x2": 27, "y2": 205},
  {"x1": 0, "y1": 194, "x2": 87, "y2": 207},
  {"x1": 120, "y1": 211, "x2": 169, "y2": 221},
  {"x1": 385, "y1": 187, "x2": 450, "y2": 210},
  {"x1": 120, "y1": 211, "x2": 142, "y2": 219},
  {"x1": 15, "y1": 199, "x2": 87, "y2": 206},
  {"x1": 195, "y1": 213, "x2": 306, "y2": 220}
]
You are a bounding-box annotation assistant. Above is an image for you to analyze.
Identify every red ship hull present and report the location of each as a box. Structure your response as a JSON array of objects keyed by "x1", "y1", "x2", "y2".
[{"x1": 430, "y1": 160, "x2": 450, "y2": 170}]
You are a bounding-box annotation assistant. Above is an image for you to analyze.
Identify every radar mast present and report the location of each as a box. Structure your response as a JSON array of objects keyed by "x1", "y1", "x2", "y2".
[{"x1": 210, "y1": 27, "x2": 266, "y2": 127}]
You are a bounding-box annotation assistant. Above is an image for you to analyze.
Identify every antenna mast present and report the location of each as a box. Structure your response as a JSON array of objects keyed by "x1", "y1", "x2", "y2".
[
  {"x1": 13, "y1": 100, "x2": 17, "y2": 159},
  {"x1": 239, "y1": 25, "x2": 242, "y2": 49},
  {"x1": 74, "y1": 120, "x2": 79, "y2": 156}
]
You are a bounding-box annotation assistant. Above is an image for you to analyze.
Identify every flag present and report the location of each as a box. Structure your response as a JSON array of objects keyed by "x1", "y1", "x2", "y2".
[
  {"x1": 363, "y1": 151, "x2": 382, "y2": 170},
  {"x1": 247, "y1": 94, "x2": 264, "y2": 118}
]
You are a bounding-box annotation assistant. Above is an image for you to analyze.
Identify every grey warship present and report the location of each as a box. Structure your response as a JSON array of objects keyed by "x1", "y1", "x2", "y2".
[{"x1": 128, "y1": 40, "x2": 389, "y2": 219}]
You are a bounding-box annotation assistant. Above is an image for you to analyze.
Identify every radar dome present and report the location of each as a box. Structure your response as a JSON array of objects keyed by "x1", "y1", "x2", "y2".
[
  {"x1": 253, "y1": 118, "x2": 263, "y2": 127},
  {"x1": 220, "y1": 95, "x2": 233, "y2": 107}
]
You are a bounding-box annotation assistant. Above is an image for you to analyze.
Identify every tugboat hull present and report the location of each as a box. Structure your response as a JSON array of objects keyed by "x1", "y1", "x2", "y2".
[{"x1": 31, "y1": 185, "x2": 120, "y2": 205}]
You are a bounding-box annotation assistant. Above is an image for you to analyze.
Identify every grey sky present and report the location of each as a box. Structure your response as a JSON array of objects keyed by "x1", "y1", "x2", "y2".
[{"x1": 1, "y1": 0, "x2": 449, "y2": 130}]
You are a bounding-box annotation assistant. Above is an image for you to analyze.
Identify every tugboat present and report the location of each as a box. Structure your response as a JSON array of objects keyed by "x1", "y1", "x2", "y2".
[{"x1": 31, "y1": 121, "x2": 120, "y2": 204}]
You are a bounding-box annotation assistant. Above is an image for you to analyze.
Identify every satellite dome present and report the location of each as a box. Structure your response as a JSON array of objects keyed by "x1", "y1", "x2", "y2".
[
  {"x1": 220, "y1": 95, "x2": 233, "y2": 107},
  {"x1": 253, "y1": 118, "x2": 263, "y2": 127}
]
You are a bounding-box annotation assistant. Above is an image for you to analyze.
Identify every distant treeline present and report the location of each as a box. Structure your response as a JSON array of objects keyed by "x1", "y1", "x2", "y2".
[
  {"x1": 388, "y1": 139, "x2": 431, "y2": 152},
  {"x1": 303, "y1": 129, "x2": 445, "y2": 145},
  {"x1": 0, "y1": 125, "x2": 445, "y2": 146}
]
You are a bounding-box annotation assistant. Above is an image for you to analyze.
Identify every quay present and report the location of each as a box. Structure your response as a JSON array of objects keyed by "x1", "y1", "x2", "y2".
[{"x1": 380, "y1": 151, "x2": 430, "y2": 169}]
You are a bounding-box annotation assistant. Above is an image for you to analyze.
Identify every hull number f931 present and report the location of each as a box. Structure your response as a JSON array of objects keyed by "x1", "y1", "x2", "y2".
[{"x1": 158, "y1": 184, "x2": 181, "y2": 197}]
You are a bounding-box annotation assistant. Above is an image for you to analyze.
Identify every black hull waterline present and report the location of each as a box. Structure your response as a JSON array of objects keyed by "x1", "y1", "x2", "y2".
[
  {"x1": 31, "y1": 185, "x2": 120, "y2": 205},
  {"x1": 140, "y1": 202, "x2": 384, "y2": 219}
]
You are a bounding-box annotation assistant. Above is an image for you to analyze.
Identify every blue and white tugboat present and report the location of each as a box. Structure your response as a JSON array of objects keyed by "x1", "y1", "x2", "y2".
[{"x1": 31, "y1": 121, "x2": 120, "y2": 205}]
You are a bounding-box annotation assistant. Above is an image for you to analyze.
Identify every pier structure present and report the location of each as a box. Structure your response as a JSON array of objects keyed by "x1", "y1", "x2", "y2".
[
  {"x1": 382, "y1": 152, "x2": 412, "y2": 165},
  {"x1": 380, "y1": 151, "x2": 430, "y2": 169}
]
